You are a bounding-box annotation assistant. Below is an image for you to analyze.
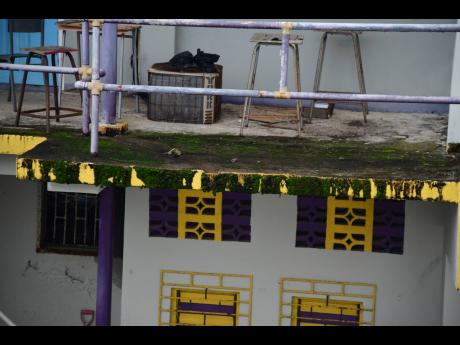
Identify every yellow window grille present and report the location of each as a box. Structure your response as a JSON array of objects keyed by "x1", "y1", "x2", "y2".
[
  {"x1": 279, "y1": 277, "x2": 377, "y2": 326},
  {"x1": 177, "y1": 189, "x2": 223, "y2": 241},
  {"x1": 325, "y1": 196, "x2": 374, "y2": 252},
  {"x1": 291, "y1": 297, "x2": 362, "y2": 326},
  {"x1": 170, "y1": 288, "x2": 239, "y2": 326},
  {"x1": 159, "y1": 270, "x2": 253, "y2": 326}
]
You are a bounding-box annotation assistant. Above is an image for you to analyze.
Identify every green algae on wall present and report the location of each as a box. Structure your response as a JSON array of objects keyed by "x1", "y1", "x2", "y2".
[{"x1": 14, "y1": 157, "x2": 460, "y2": 204}]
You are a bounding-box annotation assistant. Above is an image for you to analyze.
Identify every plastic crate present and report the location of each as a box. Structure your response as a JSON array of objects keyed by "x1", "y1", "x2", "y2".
[{"x1": 147, "y1": 63, "x2": 223, "y2": 124}]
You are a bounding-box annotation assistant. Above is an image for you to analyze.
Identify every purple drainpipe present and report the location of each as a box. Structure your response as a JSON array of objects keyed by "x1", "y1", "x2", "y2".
[
  {"x1": 95, "y1": 186, "x2": 115, "y2": 326},
  {"x1": 101, "y1": 23, "x2": 118, "y2": 125},
  {"x1": 81, "y1": 20, "x2": 90, "y2": 134}
]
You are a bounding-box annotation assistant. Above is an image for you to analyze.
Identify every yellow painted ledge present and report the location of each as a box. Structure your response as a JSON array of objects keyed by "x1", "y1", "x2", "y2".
[{"x1": 0, "y1": 135, "x2": 46, "y2": 155}]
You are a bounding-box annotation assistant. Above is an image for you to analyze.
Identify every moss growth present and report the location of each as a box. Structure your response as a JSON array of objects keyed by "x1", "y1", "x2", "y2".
[
  {"x1": 52, "y1": 160, "x2": 80, "y2": 184},
  {"x1": 135, "y1": 167, "x2": 195, "y2": 190},
  {"x1": 94, "y1": 165, "x2": 131, "y2": 187},
  {"x1": 286, "y1": 176, "x2": 324, "y2": 196}
]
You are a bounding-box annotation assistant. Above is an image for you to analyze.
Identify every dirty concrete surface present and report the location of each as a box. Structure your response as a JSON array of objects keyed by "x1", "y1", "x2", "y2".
[{"x1": 0, "y1": 89, "x2": 448, "y2": 146}]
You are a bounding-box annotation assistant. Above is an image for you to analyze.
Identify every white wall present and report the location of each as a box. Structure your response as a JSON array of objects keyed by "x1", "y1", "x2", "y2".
[
  {"x1": 121, "y1": 188, "x2": 449, "y2": 326},
  {"x1": 442, "y1": 202, "x2": 460, "y2": 325},
  {"x1": 0, "y1": 174, "x2": 122, "y2": 326}
]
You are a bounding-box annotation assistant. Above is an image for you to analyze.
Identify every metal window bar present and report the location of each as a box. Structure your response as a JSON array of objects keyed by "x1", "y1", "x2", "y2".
[
  {"x1": 159, "y1": 269, "x2": 253, "y2": 326},
  {"x1": 278, "y1": 277, "x2": 377, "y2": 326},
  {"x1": 3, "y1": 19, "x2": 460, "y2": 153},
  {"x1": 45, "y1": 191, "x2": 99, "y2": 250}
]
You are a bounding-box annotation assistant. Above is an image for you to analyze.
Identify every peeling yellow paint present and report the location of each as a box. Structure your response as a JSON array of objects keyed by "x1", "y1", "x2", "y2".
[
  {"x1": 98, "y1": 121, "x2": 128, "y2": 135},
  {"x1": 31, "y1": 160, "x2": 42, "y2": 180},
  {"x1": 439, "y1": 182, "x2": 460, "y2": 203},
  {"x1": 192, "y1": 170, "x2": 204, "y2": 190},
  {"x1": 0, "y1": 135, "x2": 46, "y2": 155},
  {"x1": 48, "y1": 169, "x2": 56, "y2": 182},
  {"x1": 347, "y1": 186, "x2": 353, "y2": 198},
  {"x1": 420, "y1": 182, "x2": 439, "y2": 201},
  {"x1": 78, "y1": 163, "x2": 95, "y2": 185},
  {"x1": 280, "y1": 180, "x2": 288, "y2": 194},
  {"x1": 13, "y1": 158, "x2": 460, "y2": 207},
  {"x1": 385, "y1": 184, "x2": 395, "y2": 199},
  {"x1": 130, "y1": 168, "x2": 145, "y2": 187},
  {"x1": 15, "y1": 158, "x2": 28, "y2": 180}
]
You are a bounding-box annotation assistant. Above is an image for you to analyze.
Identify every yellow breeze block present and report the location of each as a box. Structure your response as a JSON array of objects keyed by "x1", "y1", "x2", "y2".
[{"x1": 0, "y1": 135, "x2": 46, "y2": 155}]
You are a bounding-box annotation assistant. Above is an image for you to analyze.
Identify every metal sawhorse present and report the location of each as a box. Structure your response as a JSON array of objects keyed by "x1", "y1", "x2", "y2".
[
  {"x1": 309, "y1": 31, "x2": 368, "y2": 123},
  {"x1": 241, "y1": 33, "x2": 303, "y2": 136}
]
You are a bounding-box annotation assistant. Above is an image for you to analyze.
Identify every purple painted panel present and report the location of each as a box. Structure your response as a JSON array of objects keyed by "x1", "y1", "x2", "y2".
[
  {"x1": 149, "y1": 189, "x2": 178, "y2": 238},
  {"x1": 295, "y1": 197, "x2": 327, "y2": 248},
  {"x1": 372, "y1": 199, "x2": 405, "y2": 254},
  {"x1": 296, "y1": 311, "x2": 359, "y2": 326},
  {"x1": 177, "y1": 302, "x2": 236, "y2": 315},
  {"x1": 221, "y1": 192, "x2": 252, "y2": 242}
]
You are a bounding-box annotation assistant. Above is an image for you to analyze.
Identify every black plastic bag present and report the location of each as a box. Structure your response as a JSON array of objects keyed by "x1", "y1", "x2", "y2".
[
  {"x1": 168, "y1": 49, "x2": 220, "y2": 72},
  {"x1": 169, "y1": 51, "x2": 195, "y2": 69}
]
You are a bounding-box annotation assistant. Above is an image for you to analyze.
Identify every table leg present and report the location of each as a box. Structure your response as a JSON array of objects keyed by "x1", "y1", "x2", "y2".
[{"x1": 58, "y1": 30, "x2": 67, "y2": 107}]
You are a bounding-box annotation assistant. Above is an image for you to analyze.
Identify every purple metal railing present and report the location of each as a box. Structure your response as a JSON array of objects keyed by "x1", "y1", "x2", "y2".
[{"x1": 1, "y1": 19, "x2": 460, "y2": 155}]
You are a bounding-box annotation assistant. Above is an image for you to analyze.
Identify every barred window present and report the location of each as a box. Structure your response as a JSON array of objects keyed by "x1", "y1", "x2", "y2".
[
  {"x1": 170, "y1": 288, "x2": 239, "y2": 326},
  {"x1": 159, "y1": 270, "x2": 253, "y2": 326},
  {"x1": 39, "y1": 185, "x2": 100, "y2": 255}
]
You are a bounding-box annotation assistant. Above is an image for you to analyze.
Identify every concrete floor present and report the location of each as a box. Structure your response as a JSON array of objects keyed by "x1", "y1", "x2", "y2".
[{"x1": 0, "y1": 89, "x2": 448, "y2": 145}]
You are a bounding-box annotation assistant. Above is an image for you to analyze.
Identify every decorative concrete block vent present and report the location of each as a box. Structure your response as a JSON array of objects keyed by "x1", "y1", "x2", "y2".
[
  {"x1": 147, "y1": 63, "x2": 223, "y2": 124},
  {"x1": 149, "y1": 189, "x2": 251, "y2": 242},
  {"x1": 296, "y1": 196, "x2": 405, "y2": 254}
]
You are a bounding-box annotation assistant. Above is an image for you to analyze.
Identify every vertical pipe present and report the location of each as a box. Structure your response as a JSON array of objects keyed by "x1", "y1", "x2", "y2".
[
  {"x1": 95, "y1": 186, "x2": 115, "y2": 326},
  {"x1": 101, "y1": 23, "x2": 118, "y2": 124},
  {"x1": 90, "y1": 23, "x2": 101, "y2": 156},
  {"x1": 82, "y1": 20, "x2": 90, "y2": 135},
  {"x1": 279, "y1": 30, "x2": 290, "y2": 91},
  {"x1": 117, "y1": 34, "x2": 125, "y2": 119}
]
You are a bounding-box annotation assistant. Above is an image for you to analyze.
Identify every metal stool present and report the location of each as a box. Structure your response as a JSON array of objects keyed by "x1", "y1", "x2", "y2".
[
  {"x1": 241, "y1": 33, "x2": 303, "y2": 136},
  {"x1": 15, "y1": 47, "x2": 82, "y2": 133},
  {"x1": 309, "y1": 31, "x2": 368, "y2": 124},
  {"x1": 57, "y1": 20, "x2": 142, "y2": 117}
]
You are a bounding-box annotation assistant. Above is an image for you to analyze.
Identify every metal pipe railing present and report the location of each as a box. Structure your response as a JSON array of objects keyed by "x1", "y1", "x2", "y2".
[
  {"x1": 103, "y1": 19, "x2": 460, "y2": 32},
  {"x1": 0, "y1": 63, "x2": 106, "y2": 77},
  {"x1": 4, "y1": 19, "x2": 460, "y2": 155},
  {"x1": 81, "y1": 20, "x2": 90, "y2": 135},
  {"x1": 90, "y1": 22, "x2": 102, "y2": 155},
  {"x1": 75, "y1": 81, "x2": 460, "y2": 105}
]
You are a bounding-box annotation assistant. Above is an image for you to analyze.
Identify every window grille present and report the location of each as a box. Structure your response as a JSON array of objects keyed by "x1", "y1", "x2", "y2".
[
  {"x1": 325, "y1": 196, "x2": 374, "y2": 252},
  {"x1": 158, "y1": 270, "x2": 253, "y2": 326},
  {"x1": 39, "y1": 185, "x2": 99, "y2": 254},
  {"x1": 149, "y1": 189, "x2": 251, "y2": 242},
  {"x1": 296, "y1": 196, "x2": 405, "y2": 254},
  {"x1": 279, "y1": 277, "x2": 377, "y2": 326}
]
